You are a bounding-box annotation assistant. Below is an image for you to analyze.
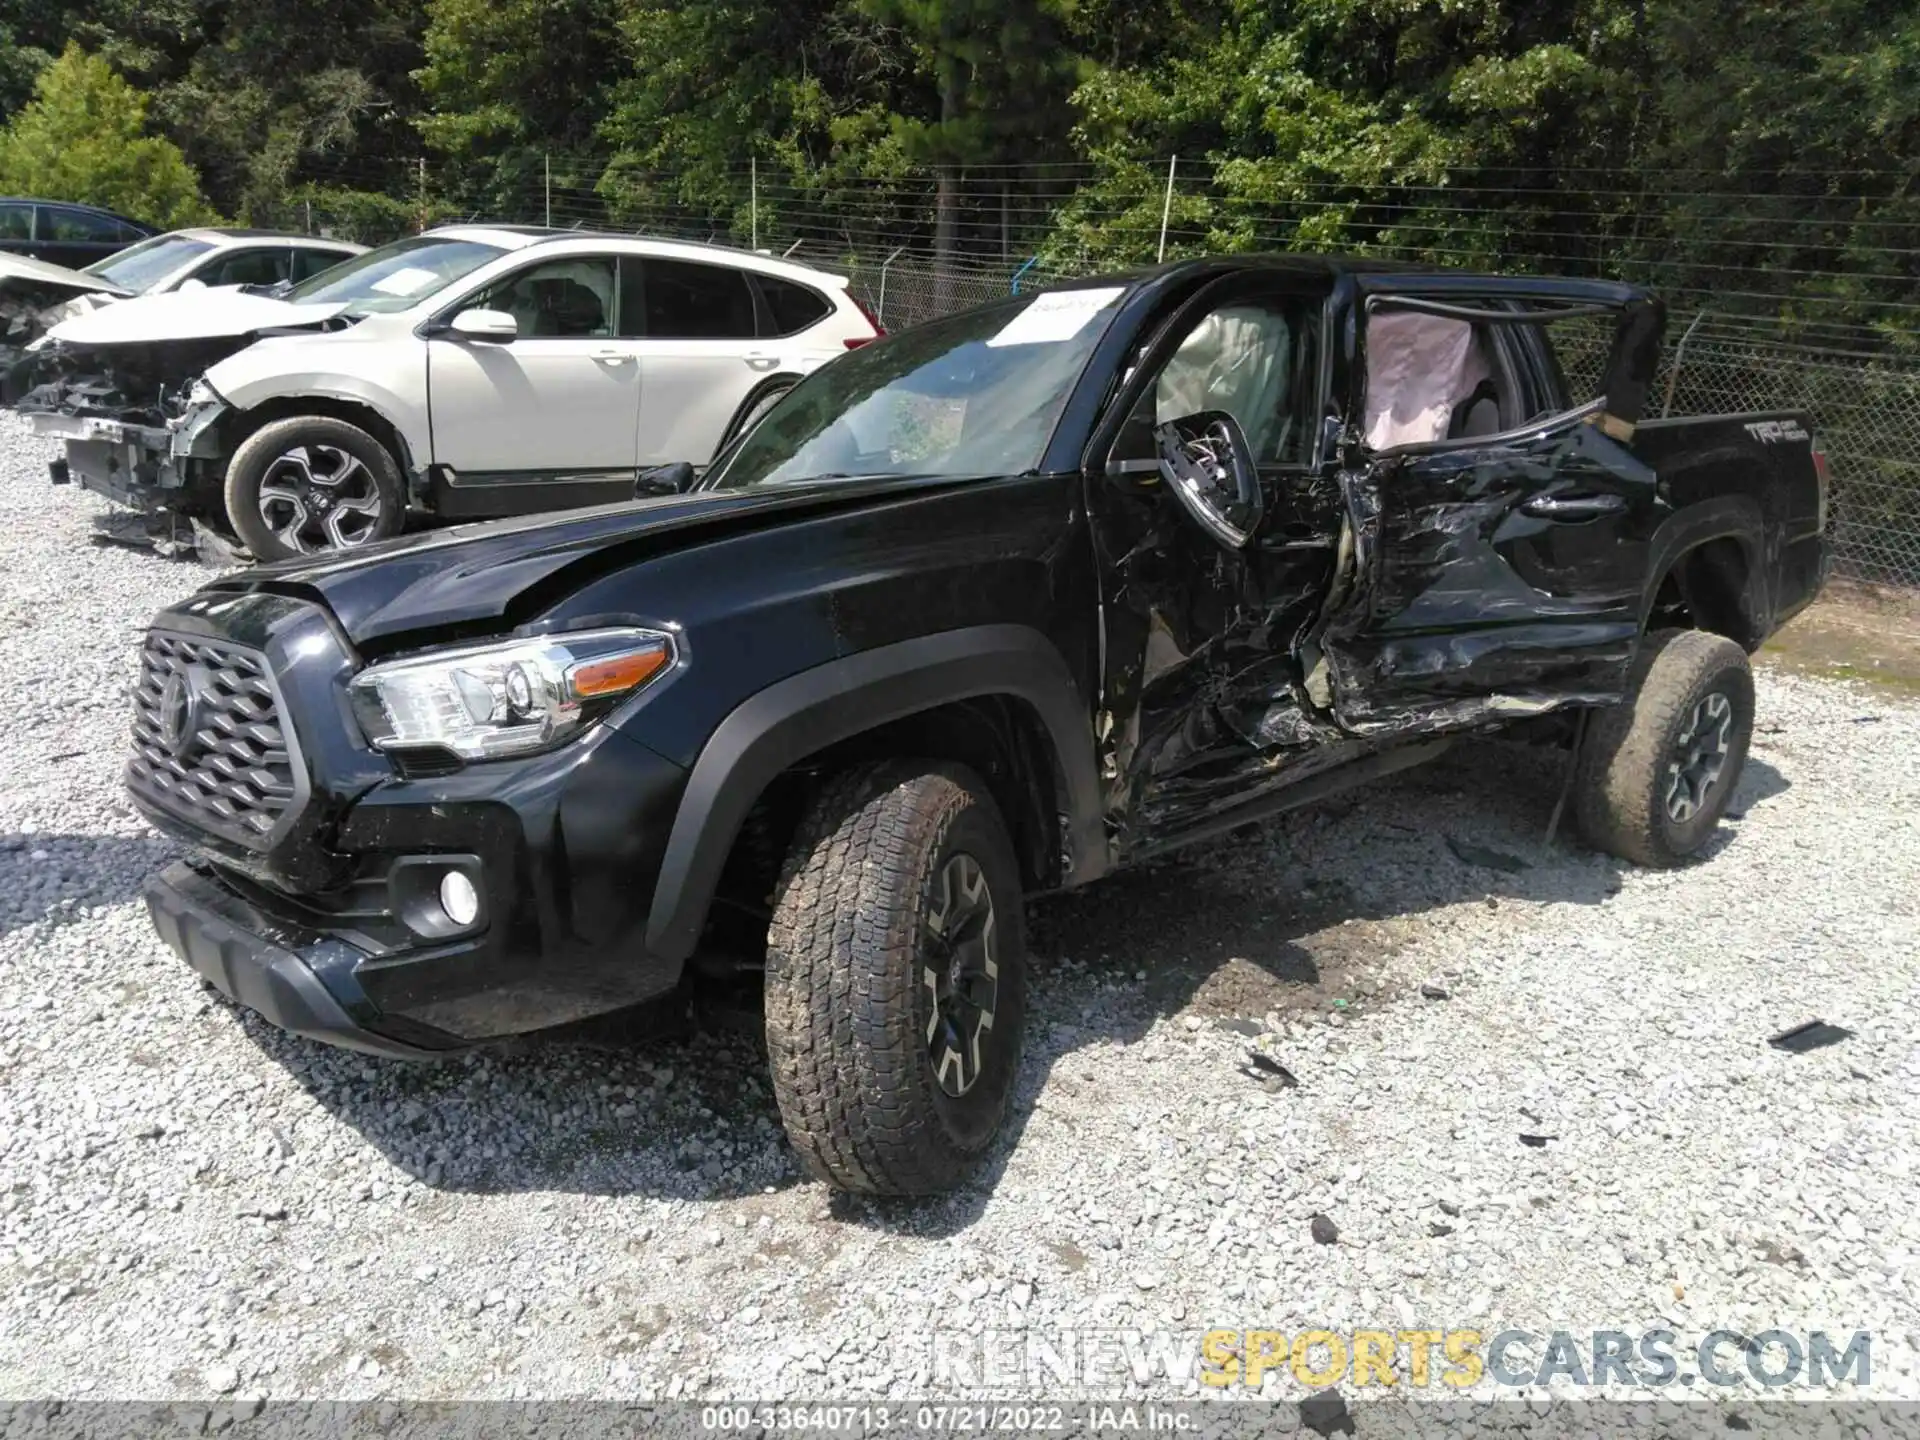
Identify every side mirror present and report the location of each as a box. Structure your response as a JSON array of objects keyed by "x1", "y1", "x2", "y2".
[
  {"x1": 449, "y1": 308, "x2": 518, "y2": 344},
  {"x1": 178, "y1": 278, "x2": 207, "y2": 293},
  {"x1": 1154, "y1": 410, "x2": 1263, "y2": 549},
  {"x1": 635, "y1": 461, "x2": 696, "y2": 498}
]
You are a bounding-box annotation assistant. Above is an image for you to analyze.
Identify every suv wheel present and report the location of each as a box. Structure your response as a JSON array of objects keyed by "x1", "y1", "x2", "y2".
[
  {"x1": 765, "y1": 762, "x2": 1027, "y2": 1195},
  {"x1": 225, "y1": 416, "x2": 404, "y2": 562},
  {"x1": 1574, "y1": 628, "x2": 1756, "y2": 866}
]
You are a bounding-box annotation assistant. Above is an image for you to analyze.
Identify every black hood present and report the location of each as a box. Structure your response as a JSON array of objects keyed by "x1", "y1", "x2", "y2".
[{"x1": 207, "y1": 475, "x2": 983, "y2": 650}]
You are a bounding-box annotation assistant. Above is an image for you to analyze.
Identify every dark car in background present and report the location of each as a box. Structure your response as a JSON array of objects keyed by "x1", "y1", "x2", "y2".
[{"x1": 0, "y1": 198, "x2": 154, "y2": 267}]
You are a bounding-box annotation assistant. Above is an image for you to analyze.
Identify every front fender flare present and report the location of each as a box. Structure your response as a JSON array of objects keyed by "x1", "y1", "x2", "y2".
[{"x1": 644, "y1": 624, "x2": 1108, "y2": 963}]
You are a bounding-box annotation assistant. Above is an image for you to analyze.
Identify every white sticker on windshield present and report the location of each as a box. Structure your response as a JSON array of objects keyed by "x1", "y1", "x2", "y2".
[
  {"x1": 369, "y1": 266, "x2": 440, "y2": 297},
  {"x1": 985, "y1": 287, "x2": 1124, "y2": 348}
]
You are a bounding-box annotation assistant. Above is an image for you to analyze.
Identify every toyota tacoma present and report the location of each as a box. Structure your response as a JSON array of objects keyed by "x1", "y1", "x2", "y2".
[{"x1": 129, "y1": 257, "x2": 1830, "y2": 1195}]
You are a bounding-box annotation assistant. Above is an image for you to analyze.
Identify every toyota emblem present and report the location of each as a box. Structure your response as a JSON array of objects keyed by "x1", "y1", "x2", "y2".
[{"x1": 158, "y1": 667, "x2": 208, "y2": 759}]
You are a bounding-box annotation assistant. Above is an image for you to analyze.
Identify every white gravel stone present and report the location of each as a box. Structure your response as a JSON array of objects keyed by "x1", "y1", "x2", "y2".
[{"x1": 0, "y1": 410, "x2": 1916, "y2": 1407}]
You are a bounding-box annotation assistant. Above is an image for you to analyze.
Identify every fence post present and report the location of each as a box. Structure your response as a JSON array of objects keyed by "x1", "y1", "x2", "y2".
[
  {"x1": 544, "y1": 153, "x2": 552, "y2": 228},
  {"x1": 1662, "y1": 308, "x2": 1710, "y2": 418},
  {"x1": 877, "y1": 245, "x2": 905, "y2": 327},
  {"x1": 1157, "y1": 156, "x2": 1178, "y2": 264},
  {"x1": 751, "y1": 156, "x2": 758, "y2": 252},
  {"x1": 416, "y1": 156, "x2": 427, "y2": 232}
]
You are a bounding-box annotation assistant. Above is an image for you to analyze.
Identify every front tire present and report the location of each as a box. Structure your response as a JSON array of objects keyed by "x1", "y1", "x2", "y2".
[
  {"x1": 225, "y1": 416, "x2": 405, "y2": 562},
  {"x1": 1574, "y1": 628, "x2": 1755, "y2": 866},
  {"x1": 764, "y1": 762, "x2": 1027, "y2": 1196}
]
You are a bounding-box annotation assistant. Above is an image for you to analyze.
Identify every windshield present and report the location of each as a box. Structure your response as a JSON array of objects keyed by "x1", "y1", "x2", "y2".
[
  {"x1": 83, "y1": 234, "x2": 215, "y2": 292},
  {"x1": 705, "y1": 285, "x2": 1126, "y2": 490},
  {"x1": 282, "y1": 235, "x2": 506, "y2": 312}
]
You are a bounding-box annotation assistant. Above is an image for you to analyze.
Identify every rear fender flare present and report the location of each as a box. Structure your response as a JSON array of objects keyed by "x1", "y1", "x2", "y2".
[
  {"x1": 643, "y1": 624, "x2": 1108, "y2": 962},
  {"x1": 1638, "y1": 495, "x2": 1769, "y2": 648}
]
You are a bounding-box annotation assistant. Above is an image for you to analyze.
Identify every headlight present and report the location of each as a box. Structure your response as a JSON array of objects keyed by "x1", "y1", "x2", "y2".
[{"x1": 349, "y1": 627, "x2": 676, "y2": 761}]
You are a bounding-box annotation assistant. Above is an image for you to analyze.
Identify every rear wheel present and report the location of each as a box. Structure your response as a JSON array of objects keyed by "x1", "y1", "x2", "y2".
[
  {"x1": 225, "y1": 416, "x2": 404, "y2": 562},
  {"x1": 1574, "y1": 628, "x2": 1755, "y2": 866},
  {"x1": 764, "y1": 762, "x2": 1027, "y2": 1195}
]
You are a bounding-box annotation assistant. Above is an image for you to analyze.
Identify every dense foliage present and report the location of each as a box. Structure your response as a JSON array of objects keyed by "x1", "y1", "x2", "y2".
[
  {"x1": 0, "y1": 46, "x2": 212, "y2": 227},
  {"x1": 2, "y1": 0, "x2": 1914, "y2": 332}
]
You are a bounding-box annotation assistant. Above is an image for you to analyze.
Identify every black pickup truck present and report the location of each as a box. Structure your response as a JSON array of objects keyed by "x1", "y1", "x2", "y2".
[{"x1": 130, "y1": 257, "x2": 1829, "y2": 1194}]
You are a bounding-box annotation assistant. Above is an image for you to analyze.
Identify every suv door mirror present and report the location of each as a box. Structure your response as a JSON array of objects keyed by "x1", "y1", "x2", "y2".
[
  {"x1": 449, "y1": 308, "x2": 518, "y2": 344},
  {"x1": 635, "y1": 461, "x2": 696, "y2": 498},
  {"x1": 1154, "y1": 410, "x2": 1263, "y2": 549}
]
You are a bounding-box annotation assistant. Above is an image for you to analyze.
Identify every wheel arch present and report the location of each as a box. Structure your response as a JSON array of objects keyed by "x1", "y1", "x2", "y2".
[
  {"x1": 1638, "y1": 495, "x2": 1771, "y2": 651},
  {"x1": 217, "y1": 394, "x2": 419, "y2": 482},
  {"x1": 643, "y1": 625, "x2": 1109, "y2": 964}
]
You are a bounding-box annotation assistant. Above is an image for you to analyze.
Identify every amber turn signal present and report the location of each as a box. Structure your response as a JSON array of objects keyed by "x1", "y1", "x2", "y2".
[{"x1": 568, "y1": 645, "x2": 672, "y2": 699}]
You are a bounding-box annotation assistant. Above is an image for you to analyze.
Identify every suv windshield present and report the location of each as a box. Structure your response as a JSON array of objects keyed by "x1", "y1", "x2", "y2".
[
  {"x1": 282, "y1": 235, "x2": 506, "y2": 313},
  {"x1": 83, "y1": 234, "x2": 215, "y2": 292},
  {"x1": 706, "y1": 286, "x2": 1126, "y2": 490}
]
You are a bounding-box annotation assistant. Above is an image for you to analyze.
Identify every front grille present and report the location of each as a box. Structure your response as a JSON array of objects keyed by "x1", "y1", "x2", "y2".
[{"x1": 128, "y1": 631, "x2": 298, "y2": 848}]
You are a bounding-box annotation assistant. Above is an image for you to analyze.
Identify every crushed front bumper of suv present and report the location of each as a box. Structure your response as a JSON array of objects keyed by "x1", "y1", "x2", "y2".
[{"x1": 31, "y1": 395, "x2": 225, "y2": 504}]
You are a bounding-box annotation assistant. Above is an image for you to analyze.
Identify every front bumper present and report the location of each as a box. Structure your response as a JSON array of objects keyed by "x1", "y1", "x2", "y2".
[
  {"x1": 147, "y1": 859, "x2": 460, "y2": 1059},
  {"x1": 132, "y1": 590, "x2": 697, "y2": 1051},
  {"x1": 31, "y1": 404, "x2": 225, "y2": 509}
]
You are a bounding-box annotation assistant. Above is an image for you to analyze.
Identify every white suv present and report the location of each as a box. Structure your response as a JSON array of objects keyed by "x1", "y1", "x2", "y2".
[{"x1": 26, "y1": 226, "x2": 879, "y2": 559}]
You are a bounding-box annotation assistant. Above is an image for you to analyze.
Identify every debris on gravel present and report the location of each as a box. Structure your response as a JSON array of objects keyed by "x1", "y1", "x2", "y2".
[{"x1": 2, "y1": 410, "x2": 1917, "y2": 1403}]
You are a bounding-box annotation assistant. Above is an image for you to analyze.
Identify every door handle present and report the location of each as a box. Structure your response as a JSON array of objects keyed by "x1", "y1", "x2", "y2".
[
  {"x1": 1522, "y1": 492, "x2": 1628, "y2": 520},
  {"x1": 592, "y1": 349, "x2": 634, "y2": 365},
  {"x1": 744, "y1": 354, "x2": 780, "y2": 372}
]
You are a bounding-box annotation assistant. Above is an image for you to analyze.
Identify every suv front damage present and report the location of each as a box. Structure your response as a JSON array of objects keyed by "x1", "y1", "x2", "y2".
[
  {"x1": 7, "y1": 290, "x2": 351, "y2": 553},
  {"x1": 0, "y1": 253, "x2": 132, "y2": 368}
]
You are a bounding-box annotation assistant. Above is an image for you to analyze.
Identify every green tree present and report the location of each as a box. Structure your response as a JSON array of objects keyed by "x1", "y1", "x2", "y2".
[
  {"x1": 148, "y1": 0, "x2": 424, "y2": 225},
  {"x1": 856, "y1": 0, "x2": 1082, "y2": 281},
  {"x1": 1052, "y1": 0, "x2": 1636, "y2": 270},
  {"x1": 598, "y1": 1, "x2": 917, "y2": 242},
  {"x1": 416, "y1": 0, "x2": 623, "y2": 216},
  {"x1": 0, "y1": 44, "x2": 213, "y2": 226}
]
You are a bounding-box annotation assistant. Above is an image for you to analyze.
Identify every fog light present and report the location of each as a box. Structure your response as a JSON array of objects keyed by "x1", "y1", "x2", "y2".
[{"x1": 439, "y1": 871, "x2": 480, "y2": 927}]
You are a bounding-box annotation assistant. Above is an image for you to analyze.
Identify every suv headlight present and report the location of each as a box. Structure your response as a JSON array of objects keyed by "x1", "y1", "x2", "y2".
[{"x1": 349, "y1": 627, "x2": 676, "y2": 761}]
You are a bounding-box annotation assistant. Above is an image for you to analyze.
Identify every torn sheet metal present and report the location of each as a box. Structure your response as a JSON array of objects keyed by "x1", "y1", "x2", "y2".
[
  {"x1": 1315, "y1": 419, "x2": 1664, "y2": 736},
  {"x1": 1088, "y1": 454, "x2": 1353, "y2": 856},
  {"x1": 6, "y1": 337, "x2": 238, "y2": 425},
  {"x1": 0, "y1": 254, "x2": 135, "y2": 367}
]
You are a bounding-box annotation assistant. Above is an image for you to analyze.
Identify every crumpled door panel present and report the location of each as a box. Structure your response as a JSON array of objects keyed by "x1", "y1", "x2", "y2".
[
  {"x1": 1092, "y1": 473, "x2": 1353, "y2": 855},
  {"x1": 1317, "y1": 419, "x2": 1661, "y2": 736}
]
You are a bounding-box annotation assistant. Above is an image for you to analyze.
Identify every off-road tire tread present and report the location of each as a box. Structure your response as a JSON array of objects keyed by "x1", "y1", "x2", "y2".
[
  {"x1": 764, "y1": 761, "x2": 1021, "y2": 1196},
  {"x1": 1574, "y1": 627, "x2": 1754, "y2": 867},
  {"x1": 224, "y1": 415, "x2": 404, "y2": 562}
]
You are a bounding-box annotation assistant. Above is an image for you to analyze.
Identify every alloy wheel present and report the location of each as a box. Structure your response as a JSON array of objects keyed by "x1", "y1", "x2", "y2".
[
  {"x1": 921, "y1": 852, "x2": 1000, "y2": 1098},
  {"x1": 1665, "y1": 691, "x2": 1734, "y2": 823},
  {"x1": 255, "y1": 444, "x2": 387, "y2": 554}
]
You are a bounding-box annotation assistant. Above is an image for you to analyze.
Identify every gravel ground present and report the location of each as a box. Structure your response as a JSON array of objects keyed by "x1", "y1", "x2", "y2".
[{"x1": 1, "y1": 409, "x2": 1916, "y2": 1413}]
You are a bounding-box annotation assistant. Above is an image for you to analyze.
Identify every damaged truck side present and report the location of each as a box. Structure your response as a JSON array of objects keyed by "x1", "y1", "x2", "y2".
[{"x1": 131, "y1": 257, "x2": 1829, "y2": 1196}]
